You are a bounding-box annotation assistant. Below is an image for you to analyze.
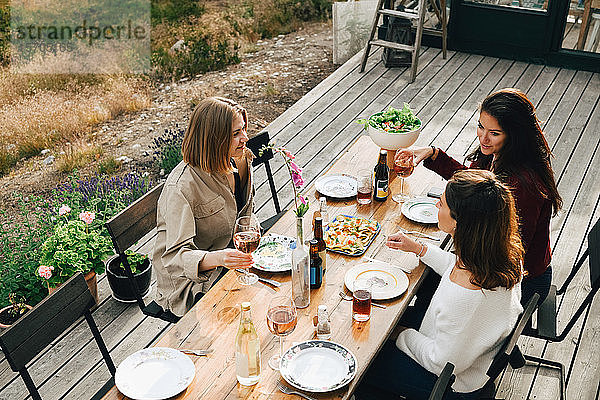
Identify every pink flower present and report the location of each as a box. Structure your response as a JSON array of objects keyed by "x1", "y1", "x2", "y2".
[
  {"x1": 291, "y1": 171, "x2": 305, "y2": 188},
  {"x1": 38, "y1": 265, "x2": 54, "y2": 279},
  {"x1": 289, "y1": 161, "x2": 302, "y2": 174},
  {"x1": 79, "y1": 211, "x2": 95, "y2": 224},
  {"x1": 299, "y1": 196, "x2": 307, "y2": 205},
  {"x1": 58, "y1": 204, "x2": 71, "y2": 216},
  {"x1": 283, "y1": 149, "x2": 295, "y2": 159}
]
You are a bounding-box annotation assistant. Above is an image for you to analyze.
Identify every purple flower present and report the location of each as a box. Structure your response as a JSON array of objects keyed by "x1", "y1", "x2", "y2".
[
  {"x1": 299, "y1": 196, "x2": 307, "y2": 205},
  {"x1": 291, "y1": 171, "x2": 305, "y2": 188},
  {"x1": 289, "y1": 161, "x2": 302, "y2": 174}
]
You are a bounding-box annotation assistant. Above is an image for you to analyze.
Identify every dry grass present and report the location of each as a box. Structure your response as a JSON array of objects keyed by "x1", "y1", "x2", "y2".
[
  {"x1": 0, "y1": 71, "x2": 151, "y2": 175},
  {"x1": 56, "y1": 142, "x2": 103, "y2": 173}
]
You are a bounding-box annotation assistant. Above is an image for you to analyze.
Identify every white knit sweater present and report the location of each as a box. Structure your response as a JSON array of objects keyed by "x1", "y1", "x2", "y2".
[{"x1": 396, "y1": 244, "x2": 523, "y2": 393}]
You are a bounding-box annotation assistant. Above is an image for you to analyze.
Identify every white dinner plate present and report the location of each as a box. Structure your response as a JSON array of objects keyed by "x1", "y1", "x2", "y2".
[
  {"x1": 115, "y1": 347, "x2": 195, "y2": 400},
  {"x1": 315, "y1": 175, "x2": 358, "y2": 198},
  {"x1": 344, "y1": 262, "x2": 409, "y2": 300},
  {"x1": 280, "y1": 340, "x2": 357, "y2": 392},
  {"x1": 252, "y1": 233, "x2": 294, "y2": 272},
  {"x1": 401, "y1": 197, "x2": 439, "y2": 224}
]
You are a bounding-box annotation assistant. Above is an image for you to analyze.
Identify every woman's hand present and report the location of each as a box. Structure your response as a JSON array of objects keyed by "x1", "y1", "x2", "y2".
[
  {"x1": 201, "y1": 249, "x2": 253, "y2": 271},
  {"x1": 386, "y1": 231, "x2": 421, "y2": 254},
  {"x1": 395, "y1": 147, "x2": 433, "y2": 166}
]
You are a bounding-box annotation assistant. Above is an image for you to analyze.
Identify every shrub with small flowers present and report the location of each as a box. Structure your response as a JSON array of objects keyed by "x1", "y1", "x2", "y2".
[
  {"x1": 259, "y1": 144, "x2": 309, "y2": 217},
  {"x1": 38, "y1": 217, "x2": 112, "y2": 289}
]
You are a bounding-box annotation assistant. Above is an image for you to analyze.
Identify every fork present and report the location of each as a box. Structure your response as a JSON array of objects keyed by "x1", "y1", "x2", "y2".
[
  {"x1": 338, "y1": 291, "x2": 387, "y2": 309},
  {"x1": 398, "y1": 227, "x2": 441, "y2": 241},
  {"x1": 179, "y1": 349, "x2": 214, "y2": 356},
  {"x1": 276, "y1": 381, "x2": 317, "y2": 400}
]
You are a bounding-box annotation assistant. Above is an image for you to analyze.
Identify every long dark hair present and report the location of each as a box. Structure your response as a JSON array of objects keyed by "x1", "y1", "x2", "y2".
[
  {"x1": 467, "y1": 88, "x2": 562, "y2": 215},
  {"x1": 446, "y1": 170, "x2": 523, "y2": 290}
]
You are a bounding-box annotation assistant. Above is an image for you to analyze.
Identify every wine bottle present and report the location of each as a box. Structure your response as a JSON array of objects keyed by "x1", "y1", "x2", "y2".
[
  {"x1": 374, "y1": 150, "x2": 389, "y2": 202},
  {"x1": 309, "y1": 239, "x2": 322, "y2": 289},
  {"x1": 313, "y1": 217, "x2": 327, "y2": 274},
  {"x1": 235, "y1": 302, "x2": 261, "y2": 386}
]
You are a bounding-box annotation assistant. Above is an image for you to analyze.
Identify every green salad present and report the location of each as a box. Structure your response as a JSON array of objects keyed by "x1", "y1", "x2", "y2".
[{"x1": 356, "y1": 103, "x2": 421, "y2": 133}]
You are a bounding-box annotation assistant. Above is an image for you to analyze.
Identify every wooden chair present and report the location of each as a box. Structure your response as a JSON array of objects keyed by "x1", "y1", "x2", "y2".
[
  {"x1": 577, "y1": 0, "x2": 600, "y2": 51},
  {"x1": 0, "y1": 273, "x2": 116, "y2": 400},
  {"x1": 520, "y1": 218, "x2": 600, "y2": 400},
  {"x1": 246, "y1": 131, "x2": 286, "y2": 231},
  {"x1": 478, "y1": 293, "x2": 540, "y2": 399},
  {"x1": 105, "y1": 182, "x2": 180, "y2": 324},
  {"x1": 429, "y1": 362, "x2": 455, "y2": 400}
]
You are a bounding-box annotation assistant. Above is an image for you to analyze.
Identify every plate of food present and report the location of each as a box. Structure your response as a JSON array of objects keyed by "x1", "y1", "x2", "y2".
[
  {"x1": 315, "y1": 175, "x2": 358, "y2": 198},
  {"x1": 324, "y1": 215, "x2": 380, "y2": 256},
  {"x1": 252, "y1": 233, "x2": 295, "y2": 272},
  {"x1": 401, "y1": 197, "x2": 439, "y2": 224},
  {"x1": 344, "y1": 262, "x2": 409, "y2": 300}
]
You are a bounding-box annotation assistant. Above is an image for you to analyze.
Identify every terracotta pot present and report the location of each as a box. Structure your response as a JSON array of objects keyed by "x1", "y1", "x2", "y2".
[
  {"x1": 0, "y1": 304, "x2": 33, "y2": 329},
  {"x1": 48, "y1": 271, "x2": 99, "y2": 305},
  {"x1": 106, "y1": 255, "x2": 152, "y2": 303}
]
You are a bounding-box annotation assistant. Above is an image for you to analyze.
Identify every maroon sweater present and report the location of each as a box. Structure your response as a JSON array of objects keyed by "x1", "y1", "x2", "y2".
[{"x1": 424, "y1": 150, "x2": 552, "y2": 278}]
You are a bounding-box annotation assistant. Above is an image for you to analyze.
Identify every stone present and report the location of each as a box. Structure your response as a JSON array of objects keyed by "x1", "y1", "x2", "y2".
[
  {"x1": 43, "y1": 155, "x2": 55, "y2": 165},
  {"x1": 41, "y1": 149, "x2": 51, "y2": 155}
]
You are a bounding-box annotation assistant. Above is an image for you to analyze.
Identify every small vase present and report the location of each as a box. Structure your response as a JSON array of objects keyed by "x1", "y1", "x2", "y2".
[{"x1": 291, "y1": 216, "x2": 310, "y2": 309}]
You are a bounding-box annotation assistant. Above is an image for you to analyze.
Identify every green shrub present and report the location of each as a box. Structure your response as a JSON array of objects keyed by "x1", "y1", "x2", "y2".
[
  {"x1": 150, "y1": 127, "x2": 184, "y2": 174},
  {"x1": 151, "y1": 0, "x2": 205, "y2": 24}
]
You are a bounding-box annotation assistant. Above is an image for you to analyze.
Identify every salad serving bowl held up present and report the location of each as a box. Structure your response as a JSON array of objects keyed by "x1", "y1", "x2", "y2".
[{"x1": 358, "y1": 104, "x2": 421, "y2": 150}]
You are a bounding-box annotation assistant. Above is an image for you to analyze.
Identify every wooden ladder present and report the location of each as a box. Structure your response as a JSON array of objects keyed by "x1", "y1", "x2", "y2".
[{"x1": 360, "y1": 0, "x2": 447, "y2": 83}]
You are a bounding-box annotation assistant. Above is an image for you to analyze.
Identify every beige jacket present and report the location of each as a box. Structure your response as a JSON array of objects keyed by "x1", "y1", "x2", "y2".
[{"x1": 153, "y1": 151, "x2": 254, "y2": 317}]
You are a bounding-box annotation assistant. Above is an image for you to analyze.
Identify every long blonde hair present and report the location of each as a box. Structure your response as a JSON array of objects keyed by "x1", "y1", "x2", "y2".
[
  {"x1": 182, "y1": 97, "x2": 247, "y2": 173},
  {"x1": 446, "y1": 170, "x2": 523, "y2": 289}
]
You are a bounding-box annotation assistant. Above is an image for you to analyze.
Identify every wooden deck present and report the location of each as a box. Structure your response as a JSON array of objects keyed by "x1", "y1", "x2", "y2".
[{"x1": 1, "y1": 47, "x2": 599, "y2": 399}]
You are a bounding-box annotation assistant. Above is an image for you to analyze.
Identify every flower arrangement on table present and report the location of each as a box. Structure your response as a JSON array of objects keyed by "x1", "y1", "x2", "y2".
[
  {"x1": 259, "y1": 144, "x2": 309, "y2": 218},
  {"x1": 37, "y1": 210, "x2": 113, "y2": 290}
]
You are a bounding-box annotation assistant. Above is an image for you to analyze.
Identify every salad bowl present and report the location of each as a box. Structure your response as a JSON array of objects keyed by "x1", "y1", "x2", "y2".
[{"x1": 358, "y1": 104, "x2": 421, "y2": 150}]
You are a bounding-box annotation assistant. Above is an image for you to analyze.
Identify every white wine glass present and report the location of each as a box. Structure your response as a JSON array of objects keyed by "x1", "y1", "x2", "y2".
[
  {"x1": 233, "y1": 216, "x2": 260, "y2": 285},
  {"x1": 266, "y1": 295, "x2": 297, "y2": 370}
]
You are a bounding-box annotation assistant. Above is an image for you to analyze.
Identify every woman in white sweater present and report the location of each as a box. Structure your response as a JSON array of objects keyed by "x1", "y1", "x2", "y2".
[{"x1": 356, "y1": 170, "x2": 524, "y2": 400}]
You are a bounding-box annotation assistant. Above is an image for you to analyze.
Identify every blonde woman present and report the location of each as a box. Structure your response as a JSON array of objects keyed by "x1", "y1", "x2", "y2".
[
  {"x1": 356, "y1": 170, "x2": 524, "y2": 400},
  {"x1": 153, "y1": 97, "x2": 255, "y2": 318}
]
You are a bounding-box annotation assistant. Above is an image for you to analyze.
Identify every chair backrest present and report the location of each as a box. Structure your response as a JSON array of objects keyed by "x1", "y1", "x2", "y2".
[
  {"x1": 0, "y1": 273, "x2": 115, "y2": 400},
  {"x1": 429, "y1": 362, "x2": 455, "y2": 400},
  {"x1": 246, "y1": 131, "x2": 281, "y2": 214},
  {"x1": 105, "y1": 182, "x2": 164, "y2": 255},
  {"x1": 588, "y1": 217, "x2": 600, "y2": 288},
  {"x1": 486, "y1": 293, "x2": 540, "y2": 381}
]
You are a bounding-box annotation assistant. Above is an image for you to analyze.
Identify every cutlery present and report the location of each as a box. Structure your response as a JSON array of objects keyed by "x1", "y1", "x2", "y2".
[
  {"x1": 397, "y1": 227, "x2": 441, "y2": 241},
  {"x1": 276, "y1": 381, "x2": 317, "y2": 400},
  {"x1": 338, "y1": 291, "x2": 387, "y2": 309},
  {"x1": 179, "y1": 349, "x2": 214, "y2": 356},
  {"x1": 363, "y1": 257, "x2": 412, "y2": 274},
  {"x1": 235, "y1": 270, "x2": 281, "y2": 287}
]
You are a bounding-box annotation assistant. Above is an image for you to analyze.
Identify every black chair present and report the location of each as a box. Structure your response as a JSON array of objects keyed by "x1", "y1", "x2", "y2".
[
  {"x1": 246, "y1": 131, "x2": 286, "y2": 231},
  {"x1": 479, "y1": 293, "x2": 540, "y2": 399},
  {"x1": 105, "y1": 182, "x2": 180, "y2": 324},
  {"x1": 429, "y1": 362, "x2": 455, "y2": 400},
  {"x1": 520, "y1": 218, "x2": 600, "y2": 400},
  {"x1": 0, "y1": 273, "x2": 116, "y2": 400}
]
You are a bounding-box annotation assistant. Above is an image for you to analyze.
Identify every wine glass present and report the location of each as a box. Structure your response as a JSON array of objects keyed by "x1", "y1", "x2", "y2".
[
  {"x1": 233, "y1": 215, "x2": 261, "y2": 285},
  {"x1": 392, "y1": 152, "x2": 414, "y2": 203},
  {"x1": 266, "y1": 295, "x2": 297, "y2": 370}
]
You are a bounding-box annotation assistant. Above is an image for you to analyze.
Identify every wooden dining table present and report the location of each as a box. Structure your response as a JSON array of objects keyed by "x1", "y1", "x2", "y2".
[{"x1": 102, "y1": 135, "x2": 448, "y2": 400}]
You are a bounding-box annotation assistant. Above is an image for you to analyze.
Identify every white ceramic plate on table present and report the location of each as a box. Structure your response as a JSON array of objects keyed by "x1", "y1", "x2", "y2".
[
  {"x1": 280, "y1": 340, "x2": 357, "y2": 392},
  {"x1": 115, "y1": 347, "x2": 195, "y2": 400},
  {"x1": 344, "y1": 262, "x2": 409, "y2": 300},
  {"x1": 401, "y1": 197, "x2": 439, "y2": 224},
  {"x1": 315, "y1": 175, "x2": 358, "y2": 198},
  {"x1": 252, "y1": 233, "x2": 294, "y2": 272}
]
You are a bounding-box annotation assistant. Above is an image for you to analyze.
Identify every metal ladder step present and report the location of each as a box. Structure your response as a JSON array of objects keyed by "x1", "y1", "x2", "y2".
[
  {"x1": 369, "y1": 39, "x2": 414, "y2": 53},
  {"x1": 377, "y1": 9, "x2": 419, "y2": 19}
]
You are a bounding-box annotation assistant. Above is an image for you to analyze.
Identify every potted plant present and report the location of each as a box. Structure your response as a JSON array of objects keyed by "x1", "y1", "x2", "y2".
[
  {"x1": 105, "y1": 250, "x2": 152, "y2": 302},
  {"x1": 0, "y1": 294, "x2": 33, "y2": 329},
  {"x1": 38, "y1": 213, "x2": 113, "y2": 304}
]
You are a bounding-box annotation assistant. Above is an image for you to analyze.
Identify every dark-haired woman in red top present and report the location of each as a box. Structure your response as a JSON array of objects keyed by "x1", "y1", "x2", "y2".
[{"x1": 397, "y1": 88, "x2": 562, "y2": 306}]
